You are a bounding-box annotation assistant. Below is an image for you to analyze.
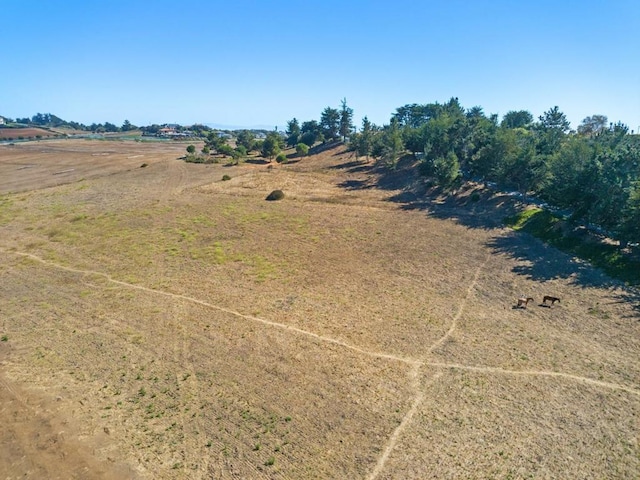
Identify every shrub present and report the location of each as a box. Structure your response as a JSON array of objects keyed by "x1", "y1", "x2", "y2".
[
  {"x1": 275, "y1": 152, "x2": 288, "y2": 164},
  {"x1": 217, "y1": 144, "x2": 235, "y2": 156},
  {"x1": 296, "y1": 143, "x2": 309, "y2": 156},
  {"x1": 140, "y1": 163, "x2": 148, "y2": 168},
  {"x1": 266, "y1": 190, "x2": 285, "y2": 201},
  {"x1": 222, "y1": 174, "x2": 231, "y2": 181}
]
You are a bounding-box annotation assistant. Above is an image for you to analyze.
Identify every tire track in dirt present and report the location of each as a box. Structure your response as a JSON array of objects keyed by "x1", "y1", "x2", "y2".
[
  {"x1": 367, "y1": 253, "x2": 491, "y2": 480},
  {"x1": 160, "y1": 158, "x2": 188, "y2": 200},
  {"x1": 425, "y1": 253, "x2": 491, "y2": 356},
  {"x1": 366, "y1": 368, "x2": 442, "y2": 480}
]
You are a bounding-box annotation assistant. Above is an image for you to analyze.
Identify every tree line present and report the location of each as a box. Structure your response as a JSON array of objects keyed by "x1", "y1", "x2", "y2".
[{"x1": 285, "y1": 98, "x2": 639, "y2": 247}]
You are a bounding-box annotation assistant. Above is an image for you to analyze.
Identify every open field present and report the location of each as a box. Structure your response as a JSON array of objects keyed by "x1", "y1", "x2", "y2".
[
  {"x1": 0, "y1": 139, "x2": 638, "y2": 479},
  {"x1": 0, "y1": 127, "x2": 58, "y2": 140}
]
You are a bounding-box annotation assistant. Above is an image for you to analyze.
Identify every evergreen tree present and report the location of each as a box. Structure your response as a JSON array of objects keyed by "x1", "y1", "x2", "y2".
[
  {"x1": 339, "y1": 98, "x2": 354, "y2": 142},
  {"x1": 320, "y1": 107, "x2": 340, "y2": 142},
  {"x1": 285, "y1": 118, "x2": 300, "y2": 148}
]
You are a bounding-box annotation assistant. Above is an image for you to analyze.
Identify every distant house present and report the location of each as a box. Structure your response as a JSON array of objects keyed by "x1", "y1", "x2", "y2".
[
  {"x1": 0, "y1": 116, "x2": 5, "y2": 125},
  {"x1": 158, "y1": 127, "x2": 177, "y2": 136}
]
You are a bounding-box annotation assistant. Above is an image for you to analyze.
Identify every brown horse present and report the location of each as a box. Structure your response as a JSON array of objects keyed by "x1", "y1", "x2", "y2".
[
  {"x1": 516, "y1": 297, "x2": 534, "y2": 308},
  {"x1": 542, "y1": 295, "x2": 560, "y2": 305}
]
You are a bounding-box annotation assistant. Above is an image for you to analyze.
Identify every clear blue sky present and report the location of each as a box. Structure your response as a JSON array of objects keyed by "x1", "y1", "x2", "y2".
[{"x1": 2, "y1": 0, "x2": 639, "y2": 131}]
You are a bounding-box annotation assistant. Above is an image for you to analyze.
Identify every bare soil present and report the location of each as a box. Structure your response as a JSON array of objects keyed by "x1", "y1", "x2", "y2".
[{"x1": 0, "y1": 139, "x2": 638, "y2": 479}]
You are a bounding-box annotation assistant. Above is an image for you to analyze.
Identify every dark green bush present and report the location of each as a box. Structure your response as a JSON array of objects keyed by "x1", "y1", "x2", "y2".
[{"x1": 266, "y1": 190, "x2": 285, "y2": 201}]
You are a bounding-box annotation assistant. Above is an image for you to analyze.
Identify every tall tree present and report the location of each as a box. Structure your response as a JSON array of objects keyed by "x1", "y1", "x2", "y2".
[
  {"x1": 320, "y1": 106, "x2": 340, "y2": 142},
  {"x1": 535, "y1": 106, "x2": 570, "y2": 155},
  {"x1": 577, "y1": 115, "x2": 608, "y2": 137},
  {"x1": 300, "y1": 120, "x2": 322, "y2": 146},
  {"x1": 501, "y1": 110, "x2": 533, "y2": 129},
  {"x1": 121, "y1": 119, "x2": 136, "y2": 131},
  {"x1": 619, "y1": 180, "x2": 640, "y2": 246},
  {"x1": 393, "y1": 104, "x2": 432, "y2": 128},
  {"x1": 351, "y1": 116, "x2": 378, "y2": 161},
  {"x1": 261, "y1": 130, "x2": 284, "y2": 160},
  {"x1": 236, "y1": 130, "x2": 256, "y2": 152},
  {"x1": 542, "y1": 136, "x2": 599, "y2": 217},
  {"x1": 379, "y1": 119, "x2": 404, "y2": 169},
  {"x1": 285, "y1": 118, "x2": 301, "y2": 148},
  {"x1": 433, "y1": 151, "x2": 460, "y2": 188},
  {"x1": 339, "y1": 98, "x2": 354, "y2": 142}
]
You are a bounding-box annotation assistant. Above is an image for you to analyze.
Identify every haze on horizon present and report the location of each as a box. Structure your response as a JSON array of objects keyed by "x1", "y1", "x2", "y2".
[{"x1": 2, "y1": 0, "x2": 639, "y2": 132}]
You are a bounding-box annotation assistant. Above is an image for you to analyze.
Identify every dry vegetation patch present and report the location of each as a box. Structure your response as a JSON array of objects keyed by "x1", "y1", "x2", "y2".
[{"x1": 0, "y1": 139, "x2": 638, "y2": 478}]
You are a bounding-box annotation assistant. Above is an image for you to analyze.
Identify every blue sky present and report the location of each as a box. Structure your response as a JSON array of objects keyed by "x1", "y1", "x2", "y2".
[{"x1": 2, "y1": 0, "x2": 639, "y2": 131}]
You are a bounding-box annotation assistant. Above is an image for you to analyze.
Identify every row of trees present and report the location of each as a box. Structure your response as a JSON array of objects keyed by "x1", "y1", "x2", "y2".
[
  {"x1": 287, "y1": 98, "x2": 639, "y2": 246},
  {"x1": 7, "y1": 113, "x2": 140, "y2": 133},
  {"x1": 284, "y1": 98, "x2": 354, "y2": 148}
]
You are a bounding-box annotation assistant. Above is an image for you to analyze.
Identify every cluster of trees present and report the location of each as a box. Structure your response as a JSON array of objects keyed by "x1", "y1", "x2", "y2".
[
  {"x1": 284, "y1": 98, "x2": 354, "y2": 150},
  {"x1": 283, "y1": 97, "x2": 639, "y2": 246},
  {"x1": 8, "y1": 112, "x2": 140, "y2": 133},
  {"x1": 8, "y1": 113, "x2": 86, "y2": 131},
  {"x1": 335, "y1": 98, "x2": 639, "y2": 246}
]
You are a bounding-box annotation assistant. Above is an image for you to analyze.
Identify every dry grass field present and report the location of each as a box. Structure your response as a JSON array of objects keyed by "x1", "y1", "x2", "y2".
[
  {"x1": 0, "y1": 139, "x2": 638, "y2": 479},
  {"x1": 0, "y1": 128, "x2": 58, "y2": 140}
]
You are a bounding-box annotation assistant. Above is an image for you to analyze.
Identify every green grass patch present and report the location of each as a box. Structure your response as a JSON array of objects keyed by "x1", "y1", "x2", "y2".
[
  {"x1": 0, "y1": 194, "x2": 19, "y2": 225},
  {"x1": 505, "y1": 208, "x2": 640, "y2": 285}
]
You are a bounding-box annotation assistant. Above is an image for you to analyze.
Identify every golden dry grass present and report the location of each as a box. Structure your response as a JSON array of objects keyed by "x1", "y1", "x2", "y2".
[{"x1": 0, "y1": 139, "x2": 638, "y2": 479}]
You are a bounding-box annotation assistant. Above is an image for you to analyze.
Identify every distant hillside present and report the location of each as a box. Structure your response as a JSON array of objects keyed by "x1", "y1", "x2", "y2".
[{"x1": 0, "y1": 127, "x2": 59, "y2": 140}]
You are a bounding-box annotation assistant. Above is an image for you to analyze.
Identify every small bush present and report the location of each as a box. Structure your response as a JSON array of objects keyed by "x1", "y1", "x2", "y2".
[
  {"x1": 275, "y1": 152, "x2": 288, "y2": 164},
  {"x1": 185, "y1": 155, "x2": 206, "y2": 164},
  {"x1": 296, "y1": 143, "x2": 309, "y2": 157},
  {"x1": 222, "y1": 174, "x2": 231, "y2": 181},
  {"x1": 140, "y1": 163, "x2": 148, "y2": 168},
  {"x1": 266, "y1": 190, "x2": 285, "y2": 201}
]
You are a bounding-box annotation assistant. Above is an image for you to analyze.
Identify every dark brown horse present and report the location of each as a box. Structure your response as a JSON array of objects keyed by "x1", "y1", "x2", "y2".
[{"x1": 542, "y1": 295, "x2": 560, "y2": 305}]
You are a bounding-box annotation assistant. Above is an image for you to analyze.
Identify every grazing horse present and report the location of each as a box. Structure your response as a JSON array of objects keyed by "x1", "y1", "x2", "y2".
[
  {"x1": 516, "y1": 297, "x2": 534, "y2": 308},
  {"x1": 543, "y1": 295, "x2": 560, "y2": 305}
]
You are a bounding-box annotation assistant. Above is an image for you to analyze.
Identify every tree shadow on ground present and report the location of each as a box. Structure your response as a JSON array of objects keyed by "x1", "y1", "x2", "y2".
[
  {"x1": 329, "y1": 151, "x2": 640, "y2": 314},
  {"x1": 487, "y1": 230, "x2": 620, "y2": 288},
  {"x1": 610, "y1": 291, "x2": 640, "y2": 319},
  {"x1": 245, "y1": 158, "x2": 270, "y2": 165}
]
